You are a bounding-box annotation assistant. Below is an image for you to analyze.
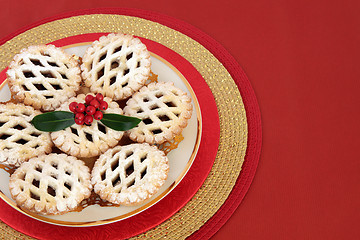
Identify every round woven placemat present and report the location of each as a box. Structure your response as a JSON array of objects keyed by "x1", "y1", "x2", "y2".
[{"x1": 0, "y1": 13, "x2": 247, "y2": 239}]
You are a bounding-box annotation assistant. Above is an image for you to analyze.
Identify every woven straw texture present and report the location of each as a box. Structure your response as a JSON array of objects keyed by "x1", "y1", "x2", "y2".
[{"x1": 0, "y1": 14, "x2": 247, "y2": 239}]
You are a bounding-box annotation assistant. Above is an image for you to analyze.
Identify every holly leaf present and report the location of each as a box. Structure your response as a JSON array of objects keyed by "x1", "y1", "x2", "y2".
[
  {"x1": 101, "y1": 114, "x2": 141, "y2": 131},
  {"x1": 31, "y1": 111, "x2": 75, "y2": 132}
]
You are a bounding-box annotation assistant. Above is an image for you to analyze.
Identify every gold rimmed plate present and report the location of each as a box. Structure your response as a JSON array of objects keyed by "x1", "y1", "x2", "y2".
[
  {"x1": 0, "y1": 36, "x2": 202, "y2": 226},
  {"x1": 0, "y1": 10, "x2": 248, "y2": 240}
]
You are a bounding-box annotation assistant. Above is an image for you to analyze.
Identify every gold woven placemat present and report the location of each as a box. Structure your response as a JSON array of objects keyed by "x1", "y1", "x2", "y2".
[{"x1": 0, "y1": 14, "x2": 247, "y2": 239}]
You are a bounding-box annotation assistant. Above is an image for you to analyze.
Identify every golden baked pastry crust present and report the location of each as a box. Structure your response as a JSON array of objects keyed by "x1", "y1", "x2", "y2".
[
  {"x1": 124, "y1": 82, "x2": 193, "y2": 144},
  {"x1": 0, "y1": 103, "x2": 53, "y2": 167},
  {"x1": 91, "y1": 143, "x2": 169, "y2": 206},
  {"x1": 6, "y1": 44, "x2": 82, "y2": 111},
  {"x1": 9, "y1": 153, "x2": 92, "y2": 215},
  {"x1": 81, "y1": 33, "x2": 151, "y2": 100},
  {"x1": 51, "y1": 94, "x2": 124, "y2": 158}
]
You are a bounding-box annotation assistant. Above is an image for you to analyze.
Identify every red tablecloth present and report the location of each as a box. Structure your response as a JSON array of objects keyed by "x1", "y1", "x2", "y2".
[{"x1": 1, "y1": 0, "x2": 359, "y2": 239}]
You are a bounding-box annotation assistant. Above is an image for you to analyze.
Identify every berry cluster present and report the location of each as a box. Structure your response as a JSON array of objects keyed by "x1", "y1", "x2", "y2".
[{"x1": 69, "y1": 93, "x2": 108, "y2": 125}]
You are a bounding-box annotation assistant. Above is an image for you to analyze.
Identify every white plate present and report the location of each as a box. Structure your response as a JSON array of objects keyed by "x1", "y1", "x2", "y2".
[{"x1": 0, "y1": 43, "x2": 202, "y2": 226}]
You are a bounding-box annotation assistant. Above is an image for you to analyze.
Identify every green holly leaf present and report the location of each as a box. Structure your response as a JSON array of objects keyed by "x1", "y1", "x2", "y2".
[
  {"x1": 31, "y1": 111, "x2": 75, "y2": 132},
  {"x1": 101, "y1": 114, "x2": 141, "y2": 131}
]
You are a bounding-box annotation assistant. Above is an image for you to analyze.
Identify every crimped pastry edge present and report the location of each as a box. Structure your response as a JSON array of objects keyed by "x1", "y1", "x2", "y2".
[
  {"x1": 91, "y1": 143, "x2": 169, "y2": 206},
  {"x1": 6, "y1": 44, "x2": 82, "y2": 111}
]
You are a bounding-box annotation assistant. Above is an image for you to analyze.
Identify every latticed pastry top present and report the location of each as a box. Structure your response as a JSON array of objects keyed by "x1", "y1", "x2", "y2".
[
  {"x1": 0, "y1": 103, "x2": 53, "y2": 167},
  {"x1": 91, "y1": 143, "x2": 169, "y2": 206},
  {"x1": 51, "y1": 94, "x2": 124, "y2": 158},
  {"x1": 81, "y1": 33, "x2": 151, "y2": 100},
  {"x1": 124, "y1": 82, "x2": 193, "y2": 144},
  {"x1": 9, "y1": 153, "x2": 92, "y2": 215},
  {"x1": 6, "y1": 44, "x2": 82, "y2": 111}
]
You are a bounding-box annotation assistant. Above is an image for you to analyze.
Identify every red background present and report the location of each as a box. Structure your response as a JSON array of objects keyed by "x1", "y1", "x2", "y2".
[{"x1": 1, "y1": 0, "x2": 359, "y2": 239}]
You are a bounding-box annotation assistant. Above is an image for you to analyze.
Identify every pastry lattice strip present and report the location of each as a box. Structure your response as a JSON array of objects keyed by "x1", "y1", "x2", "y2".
[
  {"x1": 135, "y1": 90, "x2": 183, "y2": 136},
  {"x1": 124, "y1": 82, "x2": 193, "y2": 144},
  {"x1": 19, "y1": 160, "x2": 78, "y2": 203},
  {"x1": 90, "y1": 42, "x2": 141, "y2": 89},
  {"x1": 81, "y1": 33, "x2": 151, "y2": 100},
  {"x1": 9, "y1": 154, "x2": 92, "y2": 215},
  {"x1": 7, "y1": 45, "x2": 82, "y2": 111},
  {"x1": 0, "y1": 103, "x2": 53, "y2": 166},
  {"x1": 99, "y1": 147, "x2": 150, "y2": 192},
  {"x1": 0, "y1": 118, "x2": 44, "y2": 150},
  {"x1": 92, "y1": 143, "x2": 169, "y2": 206},
  {"x1": 14, "y1": 53, "x2": 73, "y2": 99},
  {"x1": 66, "y1": 121, "x2": 110, "y2": 145},
  {"x1": 51, "y1": 94, "x2": 124, "y2": 158},
  {"x1": 15, "y1": 156, "x2": 88, "y2": 203}
]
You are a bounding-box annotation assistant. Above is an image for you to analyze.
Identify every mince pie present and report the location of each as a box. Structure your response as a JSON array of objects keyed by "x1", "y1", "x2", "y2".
[
  {"x1": 0, "y1": 103, "x2": 53, "y2": 167},
  {"x1": 9, "y1": 153, "x2": 92, "y2": 215},
  {"x1": 91, "y1": 143, "x2": 169, "y2": 206},
  {"x1": 6, "y1": 44, "x2": 82, "y2": 111},
  {"x1": 124, "y1": 82, "x2": 193, "y2": 144},
  {"x1": 81, "y1": 33, "x2": 151, "y2": 100},
  {"x1": 51, "y1": 94, "x2": 124, "y2": 158}
]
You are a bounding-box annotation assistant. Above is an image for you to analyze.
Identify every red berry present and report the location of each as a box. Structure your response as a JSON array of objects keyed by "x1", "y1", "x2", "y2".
[
  {"x1": 86, "y1": 105, "x2": 96, "y2": 115},
  {"x1": 69, "y1": 102, "x2": 78, "y2": 113},
  {"x1": 75, "y1": 113, "x2": 85, "y2": 121},
  {"x1": 75, "y1": 118, "x2": 85, "y2": 125},
  {"x1": 85, "y1": 95, "x2": 94, "y2": 105},
  {"x1": 90, "y1": 99, "x2": 100, "y2": 109},
  {"x1": 96, "y1": 93, "x2": 104, "y2": 102},
  {"x1": 93, "y1": 111, "x2": 103, "y2": 120},
  {"x1": 84, "y1": 115, "x2": 93, "y2": 125},
  {"x1": 99, "y1": 100, "x2": 108, "y2": 110},
  {"x1": 76, "y1": 103, "x2": 86, "y2": 113}
]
